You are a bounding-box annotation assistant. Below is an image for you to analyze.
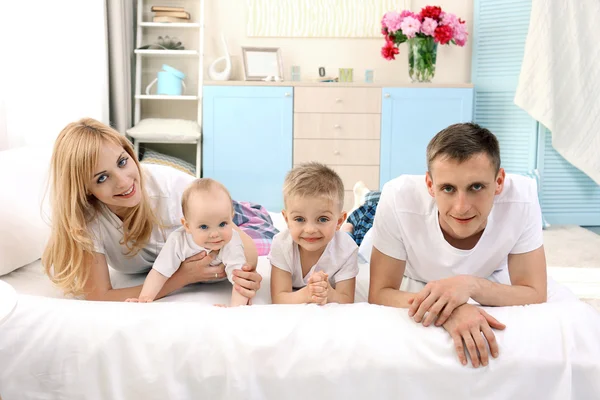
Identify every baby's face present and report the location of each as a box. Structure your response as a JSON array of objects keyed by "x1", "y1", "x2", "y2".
[
  {"x1": 283, "y1": 195, "x2": 345, "y2": 253},
  {"x1": 182, "y1": 189, "x2": 234, "y2": 251}
]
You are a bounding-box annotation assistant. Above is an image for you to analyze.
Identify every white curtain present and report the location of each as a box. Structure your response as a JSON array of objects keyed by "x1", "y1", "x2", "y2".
[
  {"x1": 0, "y1": 0, "x2": 109, "y2": 151},
  {"x1": 106, "y1": 0, "x2": 136, "y2": 134},
  {"x1": 515, "y1": 0, "x2": 600, "y2": 184}
]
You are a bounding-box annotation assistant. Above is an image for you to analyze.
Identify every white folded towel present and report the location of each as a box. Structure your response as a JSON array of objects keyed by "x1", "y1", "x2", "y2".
[{"x1": 515, "y1": 0, "x2": 600, "y2": 184}]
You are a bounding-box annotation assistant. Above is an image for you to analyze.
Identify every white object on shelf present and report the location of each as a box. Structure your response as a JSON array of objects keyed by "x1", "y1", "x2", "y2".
[
  {"x1": 134, "y1": 49, "x2": 199, "y2": 56},
  {"x1": 140, "y1": 22, "x2": 201, "y2": 28},
  {"x1": 132, "y1": 0, "x2": 205, "y2": 178},
  {"x1": 135, "y1": 95, "x2": 198, "y2": 100},
  {"x1": 208, "y1": 33, "x2": 232, "y2": 81}
]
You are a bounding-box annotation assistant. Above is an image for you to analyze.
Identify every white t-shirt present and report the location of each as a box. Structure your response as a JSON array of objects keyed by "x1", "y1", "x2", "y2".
[
  {"x1": 89, "y1": 164, "x2": 195, "y2": 273},
  {"x1": 269, "y1": 229, "x2": 359, "y2": 289},
  {"x1": 152, "y1": 227, "x2": 245, "y2": 284},
  {"x1": 372, "y1": 174, "x2": 543, "y2": 285}
]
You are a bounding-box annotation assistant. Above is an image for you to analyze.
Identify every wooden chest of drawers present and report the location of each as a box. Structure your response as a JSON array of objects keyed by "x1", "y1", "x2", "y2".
[{"x1": 293, "y1": 87, "x2": 382, "y2": 211}]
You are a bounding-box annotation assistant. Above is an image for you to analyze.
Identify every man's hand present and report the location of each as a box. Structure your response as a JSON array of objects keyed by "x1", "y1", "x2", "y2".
[
  {"x1": 442, "y1": 304, "x2": 506, "y2": 368},
  {"x1": 408, "y1": 275, "x2": 476, "y2": 326}
]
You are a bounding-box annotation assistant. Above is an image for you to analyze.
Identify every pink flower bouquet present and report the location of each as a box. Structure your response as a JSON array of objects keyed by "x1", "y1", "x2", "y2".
[{"x1": 381, "y1": 6, "x2": 468, "y2": 82}]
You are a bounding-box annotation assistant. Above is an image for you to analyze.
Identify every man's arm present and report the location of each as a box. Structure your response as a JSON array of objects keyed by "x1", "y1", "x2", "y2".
[
  {"x1": 411, "y1": 246, "x2": 547, "y2": 326},
  {"x1": 368, "y1": 246, "x2": 415, "y2": 308},
  {"x1": 470, "y1": 245, "x2": 547, "y2": 306}
]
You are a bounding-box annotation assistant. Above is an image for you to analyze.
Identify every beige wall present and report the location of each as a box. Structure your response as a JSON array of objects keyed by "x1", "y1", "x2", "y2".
[{"x1": 204, "y1": 0, "x2": 473, "y2": 84}]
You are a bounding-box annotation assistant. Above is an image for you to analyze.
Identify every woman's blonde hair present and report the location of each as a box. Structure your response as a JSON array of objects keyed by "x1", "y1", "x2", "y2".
[{"x1": 42, "y1": 118, "x2": 159, "y2": 296}]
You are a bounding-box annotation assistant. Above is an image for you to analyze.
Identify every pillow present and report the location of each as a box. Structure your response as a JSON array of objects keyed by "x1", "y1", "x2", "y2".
[
  {"x1": 0, "y1": 146, "x2": 53, "y2": 276},
  {"x1": 517, "y1": 169, "x2": 551, "y2": 229},
  {"x1": 126, "y1": 118, "x2": 201, "y2": 141},
  {"x1": 140, "y1": 148, "x2": 196, "y2": 176}
]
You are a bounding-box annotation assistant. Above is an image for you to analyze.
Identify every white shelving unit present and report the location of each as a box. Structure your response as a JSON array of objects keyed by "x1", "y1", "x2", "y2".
[{"x1": 128, "y1": 0, "x2": 205, "y2": 178}]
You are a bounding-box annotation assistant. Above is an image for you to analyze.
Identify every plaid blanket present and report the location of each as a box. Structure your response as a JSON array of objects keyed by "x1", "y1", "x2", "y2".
[
  {"x1": 346, "y1": 191, "x2": 381, "y2": 246},
  {"x1": 233, "y1": 201, "x2": 279, "y2": 256}
]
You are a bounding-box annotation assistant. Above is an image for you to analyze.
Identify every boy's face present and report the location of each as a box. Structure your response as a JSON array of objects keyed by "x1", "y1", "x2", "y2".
[
  {"x1": 182, "y1": 188, "x2": 234, "y2": 251},
  {"x1": 426, "y1": 152, "x2": 505, "y2": 241},
  {"x1": 282, "y1": 195, "x2": 347, "y2": 253}
]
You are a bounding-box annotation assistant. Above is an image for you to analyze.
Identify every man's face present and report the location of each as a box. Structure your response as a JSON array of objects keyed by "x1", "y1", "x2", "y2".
[{"x1": 426, "y1": 152, "x2": 505, "y2": 241}]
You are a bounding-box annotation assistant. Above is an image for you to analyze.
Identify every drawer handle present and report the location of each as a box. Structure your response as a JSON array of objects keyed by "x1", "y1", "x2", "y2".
[
  {"x1": 333, "y1": 150, "x2": 340, "y2": 155},
  {"x1": 384, "y1": 93, "x2": 391, "y2": 98},
  {"x1": 284, "y1": 92, "x2": 291, "y2": 97},
  {"x1": 333, "y1": 124, "x2": 341, "y2": 129},
  {"x1": 335, "y1": 98, "x2": 342, "y2": 103}
]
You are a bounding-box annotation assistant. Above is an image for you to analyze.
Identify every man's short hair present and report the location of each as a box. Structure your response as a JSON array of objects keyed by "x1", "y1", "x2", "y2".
[
  {"x1": 283, "y1": 162, "x2": 345, "y2": 210},
  {"x1": 426, "y1": 122, "x2": 501, "y2": 173},
  {"x1": 181, "y1": 178, "x2": 232, "y2": 218}
]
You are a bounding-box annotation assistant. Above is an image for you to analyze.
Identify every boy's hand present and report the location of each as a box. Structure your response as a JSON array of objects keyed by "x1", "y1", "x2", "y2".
[{"x1": 307, "y1": 272, "x2": 330, "y2": 305}]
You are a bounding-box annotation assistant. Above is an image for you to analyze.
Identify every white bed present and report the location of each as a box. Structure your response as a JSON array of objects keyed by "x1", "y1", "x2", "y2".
[
  {"x1": 1, "y1": 148, "x2": 600, "y2": 399},
  {"x1": 1, "y1": 243, "x2": 600, "y2": 399}
]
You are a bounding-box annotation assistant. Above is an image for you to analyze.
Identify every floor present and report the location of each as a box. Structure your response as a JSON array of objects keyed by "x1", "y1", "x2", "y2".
[{"x1": 544, "y1": 225, "x2": 600, "y2": 312}]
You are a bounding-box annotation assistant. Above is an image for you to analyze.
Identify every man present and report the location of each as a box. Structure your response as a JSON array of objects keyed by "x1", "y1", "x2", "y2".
[{"x1": 368, "y1": 123, "x2": 548, "y2": 368}]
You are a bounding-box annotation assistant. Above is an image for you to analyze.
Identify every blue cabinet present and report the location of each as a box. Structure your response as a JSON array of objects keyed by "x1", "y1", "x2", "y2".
[
  {"x1": 202, "y1": 86, "x2": 293, "y2": 211},
  {"x1": 379, "y1": 87, "x2": 474, "y2": 186}
]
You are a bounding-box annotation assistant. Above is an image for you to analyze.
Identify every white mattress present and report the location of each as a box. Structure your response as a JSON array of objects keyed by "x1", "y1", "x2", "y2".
[{"x1": 1, "y1": 217, "x2": 600, "y2": 399}]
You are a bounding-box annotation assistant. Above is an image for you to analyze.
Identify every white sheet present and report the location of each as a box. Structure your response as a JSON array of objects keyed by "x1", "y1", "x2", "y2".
[
  {"x1": 1, "y1": 212, "x2": 600, "y2": 399},
  {"x1": 514, "y1": 0, "x2": 600, "y2": 184},
  {"x1": 0, "y1": 280, "x2": 599, "y2": 399},
  {"x1": 1, "y1": 258, "x2": 600, "y2": 399}
]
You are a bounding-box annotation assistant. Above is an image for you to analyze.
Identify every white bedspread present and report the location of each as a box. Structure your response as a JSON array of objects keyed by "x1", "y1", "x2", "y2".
[
  {"x1": 514, "y1": 0, "x2": 600, "y2": 184},
  {"x1": 1, "y1": 258, "x2": 600, "y2": 399}
]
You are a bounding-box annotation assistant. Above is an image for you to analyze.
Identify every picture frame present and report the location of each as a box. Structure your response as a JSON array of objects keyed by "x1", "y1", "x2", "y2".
[{"x1": 241, "y1": 47, "x2": 283, "y2": 81}]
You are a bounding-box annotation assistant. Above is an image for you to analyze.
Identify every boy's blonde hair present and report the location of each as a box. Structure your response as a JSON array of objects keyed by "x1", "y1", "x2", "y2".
[
  {"x1": 181, "y1": 178, "x2": 233, "y2": 218},
  {"x1": 42, "y1": 118, "x2": 160, "y2": 297},
  {"x1": 283, "y1": 162, "x2": 345, "y2": 210}
]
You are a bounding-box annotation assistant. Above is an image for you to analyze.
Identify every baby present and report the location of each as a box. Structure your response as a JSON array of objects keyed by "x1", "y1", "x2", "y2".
[
  {"x1": 269, "y1": 162, "x2": 359, "y2": 305},
  {"x1": 127, "y1": 178, "x2": 249, "y2": 307}
]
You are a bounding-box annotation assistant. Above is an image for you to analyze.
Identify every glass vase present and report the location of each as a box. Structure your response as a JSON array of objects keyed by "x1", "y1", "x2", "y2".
[{"x1": 408, "y1": 36, "x2": 438, "y2": 83}]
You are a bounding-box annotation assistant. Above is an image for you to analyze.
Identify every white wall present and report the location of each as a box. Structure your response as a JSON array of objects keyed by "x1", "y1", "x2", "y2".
[
  {"x1": 0, "y1": 0, "x2": 109, "y2": 150},
  {"x1": 203, "y1": 0, "x2": 473, "y2": 83}
]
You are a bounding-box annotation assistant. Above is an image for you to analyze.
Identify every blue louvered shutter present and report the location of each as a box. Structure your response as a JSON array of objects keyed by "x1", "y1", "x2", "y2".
[
  {"x1": 537, "y1": 126, "x2": 600, "y2": 225},
  {"x1": 472, "y1": 0, "x2": 537, "y2": 173}
]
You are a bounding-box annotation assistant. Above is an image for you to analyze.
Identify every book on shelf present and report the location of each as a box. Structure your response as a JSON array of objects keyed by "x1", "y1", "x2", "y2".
[
  {"x1": 151, "y1": 6, "x2": 185, "y2": 12},
  {"x1": 154, "y1": 10, "x2": 190, "y2": 19},
  {"x1": 153, "y1": 16, "x2": 191, "y2": 23}
]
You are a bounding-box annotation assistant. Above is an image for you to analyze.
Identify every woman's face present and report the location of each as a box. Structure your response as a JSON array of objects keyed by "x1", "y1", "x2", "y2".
[{"x1": 87, "y1": 141, "x2": 141, "y2": 215}]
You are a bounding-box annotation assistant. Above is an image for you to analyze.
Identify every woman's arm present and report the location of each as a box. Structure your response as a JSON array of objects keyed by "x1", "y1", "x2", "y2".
[{"x1": 82, "y1": 251, "x2": 224, "y2": 301}]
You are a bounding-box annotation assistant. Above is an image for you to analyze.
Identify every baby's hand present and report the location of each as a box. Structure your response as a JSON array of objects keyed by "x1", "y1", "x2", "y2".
[
  {"x1": 125, "y1": 298, "x2": 139, "y2": 303},
  {"x1": 137, "y1": 296, "x2": 154, "y2": 303},
  {"x1": 213, "y1": 303, "x2": 228, "y2": 308}
]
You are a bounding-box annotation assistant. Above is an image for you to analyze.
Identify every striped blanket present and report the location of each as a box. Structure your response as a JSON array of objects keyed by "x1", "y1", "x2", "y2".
[{"x1": 233, "y1": 201, "x2": 279, "y2": 256}]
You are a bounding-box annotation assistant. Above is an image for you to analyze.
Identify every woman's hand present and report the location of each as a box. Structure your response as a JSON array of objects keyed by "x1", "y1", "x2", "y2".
[
  {"x1": 177, "y1": 251, "x2": 226, "y2": 284},
  {"x1": 231, "y1": 265, "x2": 262, "y2": 300}
]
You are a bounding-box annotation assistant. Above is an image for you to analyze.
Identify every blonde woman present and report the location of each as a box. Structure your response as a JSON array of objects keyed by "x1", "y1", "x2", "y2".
[{"x1": 42, "y1": 118, "x2": 261, "y2": 301}]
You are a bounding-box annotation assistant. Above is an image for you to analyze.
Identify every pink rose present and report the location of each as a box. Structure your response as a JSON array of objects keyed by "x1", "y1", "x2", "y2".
[
  {"x1": 420, "y1": 17, "x2": 438, "y2": 36},
  {"x1": 400, "y1": 16, "x2": 421, "y2": 39},
  {"x1": 382, "y1": 11, "x2": 403, "y2": 32},
  {"x1": 453, "y1": 21, "x2": 468, "y2": 46}
]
